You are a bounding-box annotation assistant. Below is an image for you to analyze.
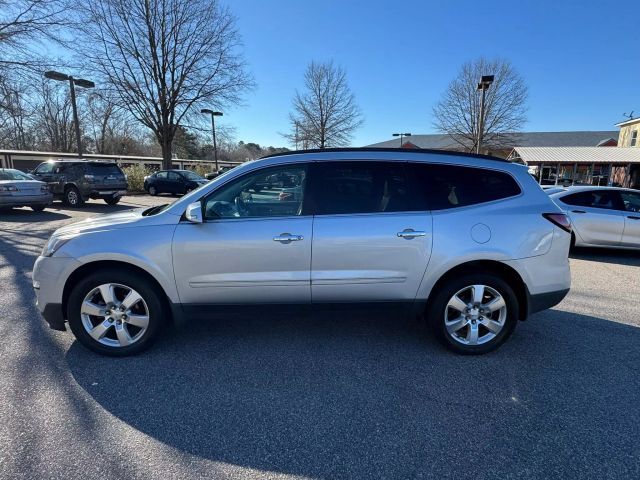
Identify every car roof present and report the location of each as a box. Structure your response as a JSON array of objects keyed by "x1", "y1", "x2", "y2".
[
  {"x1": 261, "y1": 147, "x2": 508, "y2": 163},
  {"x1": 43, "y1": 159, "x2": 118, "y2": 165},
  {"x1": 549, "y1": 185, "x2": 639, "y2": 196}
]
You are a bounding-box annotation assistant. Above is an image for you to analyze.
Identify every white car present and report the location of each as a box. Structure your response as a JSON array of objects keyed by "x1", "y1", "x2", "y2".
[{"x1": 549, "y1": 186, "x2": 640, "y2": 249}]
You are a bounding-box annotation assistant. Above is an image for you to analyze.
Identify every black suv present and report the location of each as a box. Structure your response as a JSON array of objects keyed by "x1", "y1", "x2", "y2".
[{"x1": 31, "y1": 160, "x2": 128, "y2": 207}]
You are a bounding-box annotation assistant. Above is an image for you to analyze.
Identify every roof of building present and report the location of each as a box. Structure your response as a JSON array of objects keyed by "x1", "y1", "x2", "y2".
[
  {"x1": 615, "y1": 117, "x2": 640, "y2": 128},
  {"x1": 509, "y1": 147, "x2": 640, "y2": 164},
  {"x1": 367, "y1": 131, "x2": 620, "y2": 149}
]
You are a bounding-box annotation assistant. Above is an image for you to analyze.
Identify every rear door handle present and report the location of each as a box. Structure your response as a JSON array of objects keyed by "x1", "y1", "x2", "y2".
[
  {"x1": 273, "y1": 233, "x2": 304, "y2": 243},
  {"x1": 571, "y1": 210, "x2": 586, "y2": 214},
  {"x1": 397, "y1": 229, "x2": 427, "y2": 239}
]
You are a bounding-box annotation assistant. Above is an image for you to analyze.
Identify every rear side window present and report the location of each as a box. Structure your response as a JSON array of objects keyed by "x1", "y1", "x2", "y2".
[
  {"x1": 309, "y1": 161, "x2": 410, "y2": 215},
  {"x1": 409, "y1": 163, "x2": 521, "y2": 210},
  {"x1": 561, "y1": 190, "x2": 623, "y2": 210},
  {"x1": 86, "y1": 163, "x2": 123, "y2": 175}
]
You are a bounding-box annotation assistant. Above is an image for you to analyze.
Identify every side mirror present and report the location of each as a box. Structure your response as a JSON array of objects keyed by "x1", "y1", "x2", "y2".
[{"x1": 185, "y1": 201, "x2": 203, "y2": 223}]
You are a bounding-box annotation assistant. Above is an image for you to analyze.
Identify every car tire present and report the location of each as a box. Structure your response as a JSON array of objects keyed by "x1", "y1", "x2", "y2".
[
  {"x1": 67, "y1": 268, "x2": 165, "y2": 356},
  {"x1": 104, "y1": 196, "x2": 120, "y2": 205},
  {"x1": 427, "y1": 273, "x2": 518, "y2": 355},
  {"x1": 31, "y1": 204, "x2": 47, "y2": 212},
  {"x1": 63, "y1": 186, "x2": 84, "y2": 207},
  {"x1": 148, "y1": 185, "x2": 157, "y2": 196}
]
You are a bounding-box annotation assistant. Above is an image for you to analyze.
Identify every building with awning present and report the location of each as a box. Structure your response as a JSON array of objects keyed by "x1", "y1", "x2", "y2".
[{"x1": 507, "y1": 146, "x2": 640, "y2": 188}]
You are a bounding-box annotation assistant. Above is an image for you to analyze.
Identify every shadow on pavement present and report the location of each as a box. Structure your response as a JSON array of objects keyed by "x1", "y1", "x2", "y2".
[
  {"x1": 66, "y1": 308, "x2": 640, "y2": 479},
  {"x1": 570, "y1": 246, "x2": 640, "y2": 267},
  {"x1": 0, "y1": 208, "x2": 70, "y2": 222}
]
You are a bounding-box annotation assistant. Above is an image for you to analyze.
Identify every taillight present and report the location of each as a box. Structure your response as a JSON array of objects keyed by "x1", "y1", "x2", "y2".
[
  {"x1": 543, "y1": 213, "x2": 572, "y2": 233},
  {"x1": 0, "y1": 185, "x2": 18, "y2": 193},
  {"x1": 84, "y1": 174, "x2": 95, "y2": 181},
  {"x1": 40, "y1": 184, "x2": 48, "y2": 192}
]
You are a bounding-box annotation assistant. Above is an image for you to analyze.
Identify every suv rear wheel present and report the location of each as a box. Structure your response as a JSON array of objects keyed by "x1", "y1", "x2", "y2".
[
  {"x1": 104, "y1": 196, "x2": 120, "y2": 205},
  {"x1": 427, "y1": 273, "x2": 518, "y2": 354},
  {"x1": 63, "y1": 186, "x2": 84, "y2": 207},
  {"x1": 67, "y1": 269, "x2": 165, "y2": 356}
]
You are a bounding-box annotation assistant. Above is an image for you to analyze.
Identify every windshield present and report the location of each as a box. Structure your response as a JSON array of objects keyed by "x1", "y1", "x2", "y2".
[
  {"x1": 0, "y1": 169, "x2": 33, "y2": 181},
  {"x1": 182, "y1": 171, "x2": 203, "y2": 181}
]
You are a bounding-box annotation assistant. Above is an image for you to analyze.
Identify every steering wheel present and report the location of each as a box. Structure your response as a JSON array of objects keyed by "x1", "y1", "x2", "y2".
[{"x1": 235, "y1": 195, "x2": 249, "y2": 216}]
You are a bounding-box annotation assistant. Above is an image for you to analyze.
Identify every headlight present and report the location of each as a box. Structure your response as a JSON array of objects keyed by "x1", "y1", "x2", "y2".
[{"x1": 41, "y1": 235, "x2": 72, "y2": 257}]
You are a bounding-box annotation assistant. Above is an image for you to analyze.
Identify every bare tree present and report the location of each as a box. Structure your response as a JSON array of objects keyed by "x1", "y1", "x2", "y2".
[
  {"x1": 286, "y1": 61, "x2": 363, "y2": 149},
  {"x1": 34, "y1": 81, "x2": 76, "y2": 152},
  {"x1": 433, "y1": 58, "x2": 528, "y2": 152},
  {"x1": 0, "y1": 75, "x2": 35, "y2": 149},
  {"x1": 74, "y1": 0, "x2": 253, "y2": 169},
  {"x1": 0, "y1": 0, "x2": 68, "y2": 73}
]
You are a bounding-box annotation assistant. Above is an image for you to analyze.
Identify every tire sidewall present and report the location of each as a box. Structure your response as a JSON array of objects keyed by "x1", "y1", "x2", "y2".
[
  {"x1": 428, "y1": 273, "x2": 518, "y2": 355},
  {"x1": 105, "y1": 196, "x2": 120, "y2": 205},
  {"x1": 67, "y1": 269, "x2": 164, "y2": 356},
  {"x1": 65, "y1": 187, "x2": 83, "y2": 207}
]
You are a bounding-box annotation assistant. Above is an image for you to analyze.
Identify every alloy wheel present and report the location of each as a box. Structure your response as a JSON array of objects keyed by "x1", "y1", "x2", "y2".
[
  {"x1": 444, "y1": 284, "x2": 507, "y2": 346},
  {"x1": 80, "y1": 283, "x2": 150, "y2": 348}
]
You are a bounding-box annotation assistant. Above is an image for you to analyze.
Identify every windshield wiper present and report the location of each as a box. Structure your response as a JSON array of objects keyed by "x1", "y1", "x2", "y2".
[{"x1": 142, "y1": 204, "x2": 169, "y2": 216}]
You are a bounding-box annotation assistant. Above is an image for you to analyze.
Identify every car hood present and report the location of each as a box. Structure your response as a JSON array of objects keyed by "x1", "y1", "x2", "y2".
[{"x1": 53, "y1": 207, "x2": 177, "y2": 237}]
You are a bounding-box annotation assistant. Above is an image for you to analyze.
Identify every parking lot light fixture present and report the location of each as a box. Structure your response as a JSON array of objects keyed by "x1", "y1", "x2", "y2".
[
  {"x1": 44, "y1": 71, "x2": 95, "y2": 158},
  {"x1": 201, "y1": 109, "x2": 223, "y2": 171},
  {"x1": 476, "y1": 75, "x2": 494, "y2": 154},
  {"x1": 392, "y1": 132, "x2": 412, "y2": 148}
]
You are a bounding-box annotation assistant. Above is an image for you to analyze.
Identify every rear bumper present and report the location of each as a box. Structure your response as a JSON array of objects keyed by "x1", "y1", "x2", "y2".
[
  {"x1": 527, "y1": 287, "x2": 570, "y2": 316},
  {"x1": 89, "y1": 189, "x2": 128, "y2": 199},
  {"x1": 0, "y1": 193, "x2": 53, "y2": 207}
]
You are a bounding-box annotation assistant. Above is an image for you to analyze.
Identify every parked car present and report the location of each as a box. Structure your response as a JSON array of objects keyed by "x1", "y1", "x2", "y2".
[
  {"x1": 31, "y1": 160, "x2": 128, "y2": 207},
  {"x1": 0, "y1": 168, "x2": 53, "y2": 212},
  {"x1": 548, "y1": 186, "x2": 640, "y2": 249},
  {"x1": 205, "y1": 166, "x2": 235, "y2": 181},
  {"x1": 33, "y1": 148, "x2": 572, "y2": 356},
  {"x1": 143, "y1": 169, "x2": 208, "y2": 196}
]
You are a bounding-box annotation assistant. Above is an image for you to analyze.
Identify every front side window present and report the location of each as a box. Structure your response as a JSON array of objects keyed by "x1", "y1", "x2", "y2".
[
  {"x1": 203, "y1": 164, "x2": 308, "y2": 219},
  {"x1": 309, "y1": 161, "x2": 410, "y2": 215},
  {"x1": 409, "y1": 163, "x2": 521, "y2": 210},
  {"x1": 167, "y1": 172, "x2": 181, "y2": 181},
  {"x1": 35, "y1": 163, "x2": 54, "y2": 174},
  {"x1": 561, "y1": 190, "x2": 623, "y2": 210},
  {"x1": 156, "y1": 171, "x2": 168, "y2": 179},
  {"x1": 620, "y1": 191, "x2": 640, "y2": 212}
]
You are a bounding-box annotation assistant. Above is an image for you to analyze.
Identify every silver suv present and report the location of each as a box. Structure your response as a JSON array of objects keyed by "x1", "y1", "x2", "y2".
[{"x1": 33, "y1": 149, "x2": 572, "y2": 356}]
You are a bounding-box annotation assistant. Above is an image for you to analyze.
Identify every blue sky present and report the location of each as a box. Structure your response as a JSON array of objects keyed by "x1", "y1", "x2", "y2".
[{"x1": 225, "y1": 0, "x2": 639, "y2": 148}]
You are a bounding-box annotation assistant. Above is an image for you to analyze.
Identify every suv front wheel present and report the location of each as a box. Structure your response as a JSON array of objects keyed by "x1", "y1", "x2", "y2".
[
  {"x1": 427, "y1": 273, "x2": 518, "y2": 355},
  {"x1": 67, "y1": 269, "x2": 165, "y2": 356}
]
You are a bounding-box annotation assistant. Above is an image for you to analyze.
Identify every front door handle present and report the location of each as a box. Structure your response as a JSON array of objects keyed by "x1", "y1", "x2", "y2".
[
  {"x1": 571, "y1": 210, "x2": 587, "y2": 214},
  {"x1": 397, "y1": 229, "x2": 427, "y2": 239},
  {"x1": 273, "y1": 233, "x2": 304, "y2": 243}
]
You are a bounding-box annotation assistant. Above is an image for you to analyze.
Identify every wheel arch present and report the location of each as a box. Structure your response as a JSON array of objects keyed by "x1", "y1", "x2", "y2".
[
  {"x1": 425, "y1": 260, "x2": 529, "y2": 321},
  {"x1": 62, "y1": 260, "x2": 175, "y2": 323}
]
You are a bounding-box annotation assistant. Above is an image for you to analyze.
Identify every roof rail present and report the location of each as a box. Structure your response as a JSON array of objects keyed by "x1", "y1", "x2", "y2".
[{"x1": 260, "y1": 147, "x2": 508, "y2": 162}]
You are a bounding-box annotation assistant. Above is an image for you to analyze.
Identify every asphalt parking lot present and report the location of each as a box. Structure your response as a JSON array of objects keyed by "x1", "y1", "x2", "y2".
[{"x1": 1, "y1": 197, "x2": 639, "y2": 480}]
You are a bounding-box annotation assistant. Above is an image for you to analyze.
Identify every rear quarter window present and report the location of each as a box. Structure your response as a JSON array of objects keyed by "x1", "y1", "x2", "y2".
[{"x1": 409, "y1": 163, "x2": 521, "y2": 210}]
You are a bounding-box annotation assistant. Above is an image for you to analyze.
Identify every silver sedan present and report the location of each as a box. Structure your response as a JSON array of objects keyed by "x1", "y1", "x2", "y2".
[
  {"x1": 0, "y1": 168, "x2": 53, "y2": 212},
  {"x1": 549, "y1": 186, "x2": 640, "y2": 249}
]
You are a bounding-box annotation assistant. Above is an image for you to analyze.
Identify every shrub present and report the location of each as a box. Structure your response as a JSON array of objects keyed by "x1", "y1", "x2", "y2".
[{"x1": 122, "y1": 164, "x2": 152, "y2": 192}]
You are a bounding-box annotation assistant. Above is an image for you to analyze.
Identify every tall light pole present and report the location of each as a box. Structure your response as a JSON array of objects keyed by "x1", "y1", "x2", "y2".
[
  {"x1": 44, "y1": 71, "x2": 95, "y2": 158},
  {"x1": 392, "y1": 132, "x2": 412, "y2": 148},
  {"x1": 476, "y1": 75, "x2": 494, "y2": 154},
  {"x1": 201, "y1": 109, "x2": 223, "y2": 171}
]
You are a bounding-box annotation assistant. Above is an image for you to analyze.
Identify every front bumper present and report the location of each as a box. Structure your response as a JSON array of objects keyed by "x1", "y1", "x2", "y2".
[
  {"x1": 33, "y1": 254, "x2": 81, "y2": 331},
  {"x1": 0, "y1": 192, "x2": 53, "y2": 208}
]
